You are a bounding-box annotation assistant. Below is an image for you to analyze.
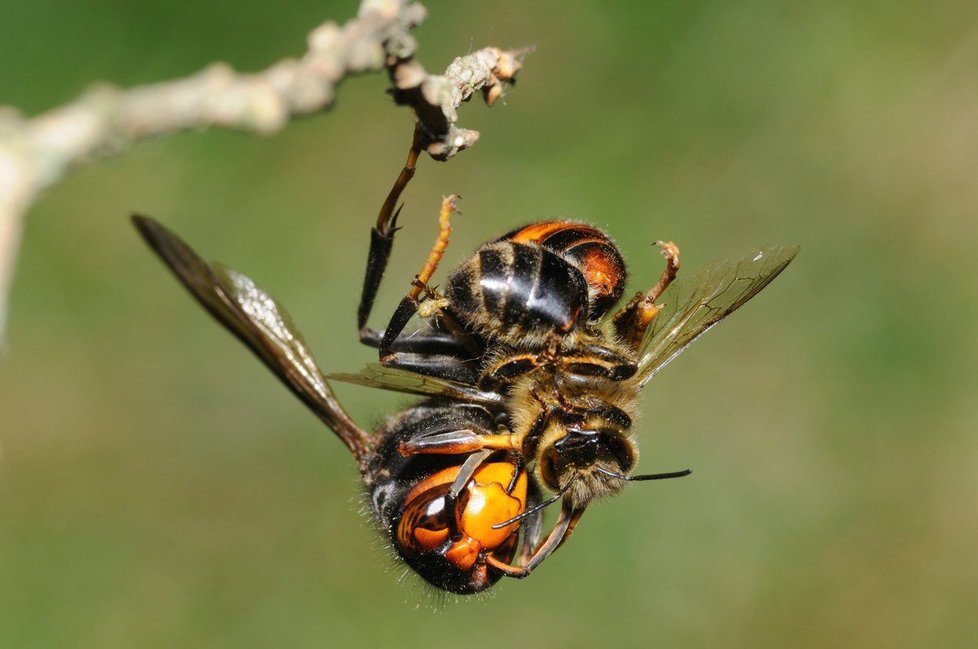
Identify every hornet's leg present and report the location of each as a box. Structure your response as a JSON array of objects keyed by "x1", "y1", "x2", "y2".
[
  {"x1": 398, "y1": 429, "x2": 522, "y2": 457},
  {"x1": 359, "y1": 327, "x2": 468, "y2": 355},
  {"x1": 357, "y1": 127, "x2": 477, "y2": 360},
  {"x1": 361, "y1": 322, "x2": 479, "y2": 382},
  {"x1": 400, "y1": 397, "x2": 555, "y2": 459},
  {"x1": 358, "y1": 125, "x2": 422, "y2": 343},
  {"x1": 478, "y1": 339, "x2": 639, "y2": 388}
]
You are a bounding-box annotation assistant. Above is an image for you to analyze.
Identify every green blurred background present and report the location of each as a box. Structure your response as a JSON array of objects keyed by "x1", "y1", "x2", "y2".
[{"x1": 2, "y1": 1, "x2": 976, "y2": 647}]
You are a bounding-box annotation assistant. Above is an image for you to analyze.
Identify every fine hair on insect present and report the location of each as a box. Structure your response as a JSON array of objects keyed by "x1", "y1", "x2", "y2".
[{"x1": 133, "y1": 123, "x2": 798, "y2": 594}]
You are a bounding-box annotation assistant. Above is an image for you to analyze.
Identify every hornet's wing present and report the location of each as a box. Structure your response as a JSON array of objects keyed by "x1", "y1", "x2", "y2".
[{"x1": 132, "y1": 215, "x2": 372, "y2": 464}]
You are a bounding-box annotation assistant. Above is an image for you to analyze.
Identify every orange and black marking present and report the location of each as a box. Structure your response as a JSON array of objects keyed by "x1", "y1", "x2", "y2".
[
  {"x1": 504, "y1": 220, "x2": 628, "y2": 318},
  {"x1": 397, "y1": 462, "x2": 527, "y2": 572}
]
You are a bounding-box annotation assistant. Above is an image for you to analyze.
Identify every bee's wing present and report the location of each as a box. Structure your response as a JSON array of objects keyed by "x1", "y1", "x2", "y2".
[
  {"x1": 328, "y1": 364, "x2": 504, "y2": 408},
  {"x1": 132, "y1": 215, "x2": 371, "y2": 463},
  {"x1": 635, "y1": 244, "x2": 799, "y2": 389}
]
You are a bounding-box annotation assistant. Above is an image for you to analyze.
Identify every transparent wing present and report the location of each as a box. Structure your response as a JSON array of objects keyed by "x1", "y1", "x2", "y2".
[
  {"x1": 635, "y1": 244, "x2": 799, "y2": 388},
  {"x1": 132, "y1": 215, "x2": 371, "y2": 463},
  {"x1": 328, "y1": 363, "x2": 503, "y2": 408}
]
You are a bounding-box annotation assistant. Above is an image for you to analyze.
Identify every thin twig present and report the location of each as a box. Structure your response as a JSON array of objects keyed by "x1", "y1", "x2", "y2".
[{"x1": 0, "y1": 0, "x2": 524, "y2": 343}]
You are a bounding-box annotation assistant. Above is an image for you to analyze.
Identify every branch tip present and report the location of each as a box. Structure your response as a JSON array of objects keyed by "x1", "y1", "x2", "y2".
[{"x1": 0, "y1": 0, "x2": 530, "y2": 340}]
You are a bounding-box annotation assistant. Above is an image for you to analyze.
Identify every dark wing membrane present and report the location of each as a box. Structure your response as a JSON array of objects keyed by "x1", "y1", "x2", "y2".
[
  {"x1": 132, "y1": 215, "x2": 370, "y2": 462},
  {"x1": 635, "y1": 244, "x2": 799, "y2": 388},
  {"x1": 328, "y1": 364, "x2": 503, "y2": 408}
]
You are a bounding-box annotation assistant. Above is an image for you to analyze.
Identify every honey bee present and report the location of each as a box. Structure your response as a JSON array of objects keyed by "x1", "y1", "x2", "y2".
[
  {"x1": 132, "y1": 128, "x2": 797, "y2": 593},
  {"x1": 336, "y1": 139, "x2": 798, "y2": 577}
]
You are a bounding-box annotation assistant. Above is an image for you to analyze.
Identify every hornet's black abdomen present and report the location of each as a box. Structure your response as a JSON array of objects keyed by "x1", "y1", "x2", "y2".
[{"x1": 446, "y1": 241, "x2": 590, "y2": 340}]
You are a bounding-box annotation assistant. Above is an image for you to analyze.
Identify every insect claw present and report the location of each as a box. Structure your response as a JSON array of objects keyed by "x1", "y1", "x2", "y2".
[{"x1": 137, "y1": 136, "x2": 796, "y2": 596}]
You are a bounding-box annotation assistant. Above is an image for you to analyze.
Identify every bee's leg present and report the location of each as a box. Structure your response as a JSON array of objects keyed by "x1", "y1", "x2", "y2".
[
  {"x1": 478, "y1": 333, "x2": 566, "y2": 388},
  {"x1": 646, "y1": 240, "x2": 681, "y2": 302},
  {"x1": 399, "y1": 430, "x2": 520, "y2": 457},
  {"x1": 358, "y1": 125, "x2": 422, "y2": 343},
  {"x1": 556, "y1": 342, "x2": 639, "y2": 381},
  {"x1": 378, "y1": 194, "x2": 461, "y2": 361},
  {"x1": 485, "y1": 501, "x2": 585, "y2": 578},
  {"x1": 480, "y1": 336, "x2": 637, "y2": 387},
  {"x1": 612, "y1": 240, "x2": 680, "y2": 350},
  {"x1": 478, "y1": 352, "x2": 544, "y2": 389},
  {"x1": 411, "y1": 194, "x2": 458, "y2": 302}
]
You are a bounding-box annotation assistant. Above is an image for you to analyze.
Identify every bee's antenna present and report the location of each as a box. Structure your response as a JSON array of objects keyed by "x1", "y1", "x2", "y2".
[
  {"x1": 491, "y1": 481, "x2": 572, "y2": 529},
  {"x1": 596, "y1": 467, "x2": 692, "y2": 482}
]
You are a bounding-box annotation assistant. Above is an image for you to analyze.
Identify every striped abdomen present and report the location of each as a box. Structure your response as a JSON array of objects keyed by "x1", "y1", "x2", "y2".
[
  {"x1": 446, "y1": 241, "x2": 590, "y2": 339},
  {"x1": 502, "y1": 221, "x2": 627, "y2": 319}
]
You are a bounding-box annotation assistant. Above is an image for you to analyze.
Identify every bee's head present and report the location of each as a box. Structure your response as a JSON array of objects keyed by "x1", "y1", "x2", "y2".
[
  {"x1": 537, "y1": 423, "x2": 691, "y2": 509},
  {"x1": 538, "y1": 426, "x2": 637, "y2": 508}
]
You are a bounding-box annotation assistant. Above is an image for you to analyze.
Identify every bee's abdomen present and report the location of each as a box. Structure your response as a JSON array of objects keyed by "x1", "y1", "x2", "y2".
[
  {"x1": 503, "y1": 221, "x2": 627, "y2": 318},
  {"x1": 446, "y1": 241, "x2": 589, "y2": 338}
]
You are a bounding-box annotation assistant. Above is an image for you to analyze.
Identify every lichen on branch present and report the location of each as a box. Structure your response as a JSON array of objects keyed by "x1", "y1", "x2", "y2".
[{"x1": 0, "y1": 0, "x2": 525, "y2": 342}]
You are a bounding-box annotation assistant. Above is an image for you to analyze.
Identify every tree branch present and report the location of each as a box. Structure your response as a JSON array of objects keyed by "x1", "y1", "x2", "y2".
[{"x1": 0, "y1": 0, "x2": 524, "y2": 342}]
